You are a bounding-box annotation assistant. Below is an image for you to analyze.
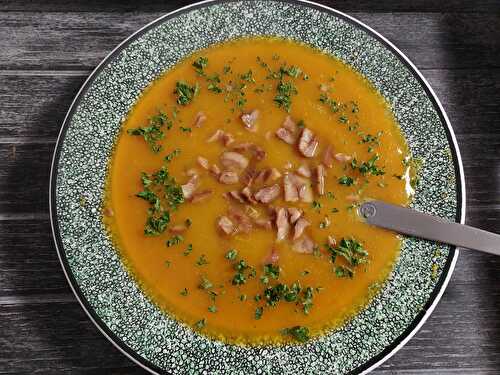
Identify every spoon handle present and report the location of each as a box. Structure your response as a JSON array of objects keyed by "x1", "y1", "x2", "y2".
[{"x1": 359, "y1": 200, "x2": 500, "y2": 256}]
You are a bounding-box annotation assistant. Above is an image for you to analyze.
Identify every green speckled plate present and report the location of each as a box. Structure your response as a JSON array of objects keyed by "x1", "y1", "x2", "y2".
[{"x1": 49, "y1": 1, "x2": 465, "y2": 374}]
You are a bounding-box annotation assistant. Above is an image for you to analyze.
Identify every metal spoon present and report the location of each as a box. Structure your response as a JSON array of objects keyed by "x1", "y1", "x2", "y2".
[{"x1": 358, "y1": 200, "x2": 500, "y2": 255}]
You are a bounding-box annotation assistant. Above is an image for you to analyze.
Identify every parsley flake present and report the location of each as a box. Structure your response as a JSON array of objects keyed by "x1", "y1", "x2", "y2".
[
  {"x1": 225, "y1": 249, "x2": 238, "y2": 261},
  {"x1": 174, "y1": 81, "x2": 199, "y2": 106},
  {"x1": 166, "y1": 235, "x2": 183, "y2": 247},
  {"x1": 195, "y1": 318, "x2": 206, "y2": 329},
  {"x1": 192, "y1": 56, "x2": 208, "y2": 75},
  {"x1": 281, "y1": 326, "x2": 310, "y2": 342},
  {"x1": 338, "y1": 175, "x2": 354, "y2": 186},
  {"x1": 255, "y1": 307, "x2": 264, "y2": 320},
  {"x1": 196, "y1": 254, "x2": 209, "y2": 266}
]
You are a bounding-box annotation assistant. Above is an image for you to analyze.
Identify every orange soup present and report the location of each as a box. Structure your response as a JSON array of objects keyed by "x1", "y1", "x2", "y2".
[{"x1": 105, "y1": 37, "x2": 416, "y2": 344}]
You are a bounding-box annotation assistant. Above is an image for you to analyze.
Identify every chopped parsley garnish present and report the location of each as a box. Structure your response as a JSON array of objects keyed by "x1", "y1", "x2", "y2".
[
  {"x1": 136, "y1": 190, "x2": 160, "y2": 209},
  {"x1": 208, "y1": 290, "x2": 218, "y2": 302},
  {"x1": 208, "y1": 305, "x2": 217, "y2": 313},
  {"x1": 357, "y1": 154, "x2": 385, "y2": 176},
  {"x1": 326, "y1": 191, "x2": 335, "y2": 199},
  {"x1": 335, "y1": 265, "x2": 354, "y2": 278},
  {"x1": 319, "y1": 93, "x2": 342, "y2": 113},
  {"x1": 194, "y1": 318, "x2": 206, "y2": 329},
  {"x1": 174, "y1": 81, "x2": 199, "y2": 106},
  {"x1": 255, "y1": 306, "x2": 264, "y2": 320},
  {"x1": 302, "y1": 287, "x2": 314, "y2": 314},
  {"x1": 179, "y1": 126, "x2": 192, "y2": 133},
  {"x1": 281, "y1": 326, "x2": 310, "y2": 342},
  {"x1": 136, "y1": 162, "x2": 184, "y2": 236},
  {"x1": 225, "y1": 249, "x2": 238, "y2": 260},
  {"x1": 331, "y1": 208, "x2": 339, "y2": 213},
  {"x1": 196, "y1": 254, "x2": 209, "y2": 266},
  {"x1": 274, "y1": 80, "x2": 298, "y2": 112},
  {"x1": 262, "y1": 282, "x2": 316, "y2": 315},
  {"x1": 232, "y1": 272, "x2": 246, "y2": 285},
  {"x1": 319, "y1": 216, "x2": 330, "y2": 229},
  {"x1": 183, "y1": 244, "x2": 193, "y2": 256},
  {"x1": 338, "y1": 175, "x2": 354, "y2": 186},
  {"x1": 338, "y1": 115, "x2": 348, "y2": 124},
  {"x1": 207, "y1": 74, "x2": 223, "y2": 93},
  {"x1": 180, "y1": 288, "x2": 188, "y2": 296},
  {"x1": 164, "y1": 260, "x2": 171, "y2": 268},
  {"x1": 234, "y1": 259, "x2": 248, "y2": 272},
  {"x1": 325, "y1": 237, "x2": 368, "y2": 269},
  {"x1": 311, "y1": 200, "x2": 322, "y2": 211},
  {"x1": 264, "y1": 283, "x2": 289, "y2": 306},
  {"x1": 144, "y1": 211, "x2": 170, "y2": 236},
  {"x1": 230, "y1": 258, "x2": 256, "y2": 286},
  {"x1": 263, "y1": 264, "x2": 280, "y2": 280},
  {"x1": 128, "y1": 111, "x2": 172, "y2": 153},
  {"x1": 192, "y1": 56, "x2": 208, "y2": 75},
  {"x1": 359, "y1": 132, "x2": 382, "y2": 146},
  {"x1": 166, "y1": 235, "x2": 183, "y2": 247},
  {"x1": 164, "y1": 148, "x2": 181, "y2": 162},
  {"x1": 185, "y1": 218, "x2": 192, "y2": 227},
  {"x1": 240, "y1": 70, "x2": 255, "y2": 83},
  {"x1": 348, "y1": 123, "x2": 359, "y2": 132},
  {"x1": 300, "y1": 270, "x2": 310, "y2": 276},
  {"x1": 279, "y1": 64, "x2": 302, "y2": 78},
  {"x1": 407, "y1": 157, "x2": 423, "y2": 189},
  {"x1": 239, "y1": 294, "x2": 247, "y2": 301},
  {"x1": 165, "y1": 187, "x2": 184, "y2": 213},
  {"x1": 199, "y1": 276, "x2": 213, "y2": 290},
  {"x1": 236, "y1": 97, "x2": 247, "y2": 109}
]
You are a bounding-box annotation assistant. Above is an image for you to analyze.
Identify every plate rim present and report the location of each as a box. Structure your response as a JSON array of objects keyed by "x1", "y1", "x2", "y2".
[{"x1": 48, "y1": 1, "x2": 466, "y2": 374}]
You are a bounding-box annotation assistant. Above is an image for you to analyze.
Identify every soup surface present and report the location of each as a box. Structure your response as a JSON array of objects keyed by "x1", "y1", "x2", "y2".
[{"x1": 106, "y1": 37, "x2": 417, "y2": 344}]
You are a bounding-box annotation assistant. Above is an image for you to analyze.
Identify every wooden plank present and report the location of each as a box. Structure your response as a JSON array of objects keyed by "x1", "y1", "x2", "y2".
[
  {"x1": 457, "y1": 134, "x2": 500, "y2": 209},
  {"x1": 0, "y1": 300, "x2": 143, "y2": 374},
  {"x1": 1, "y1": 68, "x2": 499, "y2": 140},
  {"x1": 0, "y1": 12, "x2": 498, "y2": 70},
  {"x1": 0, "y1": 75, "x2": 85, "y2": 139},
  {"x1": 0, "y1": 219, "x2": 68, "y2": 297},
  {"x1": 0, "y1": 0, "x2": 498, "y2": 13},
  {"x1": 0, "y1": 142, "x2": 52, "y2": 214},
  {"x1": 423, "y1": 69, "x2": 500, "y2": 137}
]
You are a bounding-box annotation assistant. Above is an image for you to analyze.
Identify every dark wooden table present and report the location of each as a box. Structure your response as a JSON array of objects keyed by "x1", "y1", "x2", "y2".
[{"x1": 1, "y1": 1, "x2": 499, "y2": 373}]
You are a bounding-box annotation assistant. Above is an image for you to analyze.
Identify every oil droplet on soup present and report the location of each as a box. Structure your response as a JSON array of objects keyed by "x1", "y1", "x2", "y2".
[{"x1": 105, "y1": 37, "x2": 417, "y2": 345}]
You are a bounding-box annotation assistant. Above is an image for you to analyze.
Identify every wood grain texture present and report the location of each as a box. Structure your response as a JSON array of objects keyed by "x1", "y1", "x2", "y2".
[
  {"x1": 0, "y1": 12, "x2": 499, "y2": 70},
  {"x1": 0, "y1": 0, "x2": 499, "y2": 13},
  {"x1": 0, "y1": 0, "x2": 499, "y2": 374}
]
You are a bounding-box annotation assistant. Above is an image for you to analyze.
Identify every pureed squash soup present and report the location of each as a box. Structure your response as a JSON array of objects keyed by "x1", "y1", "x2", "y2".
[{"x1": 105, "y1": 37, "x2": 419, "y2": 344}]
